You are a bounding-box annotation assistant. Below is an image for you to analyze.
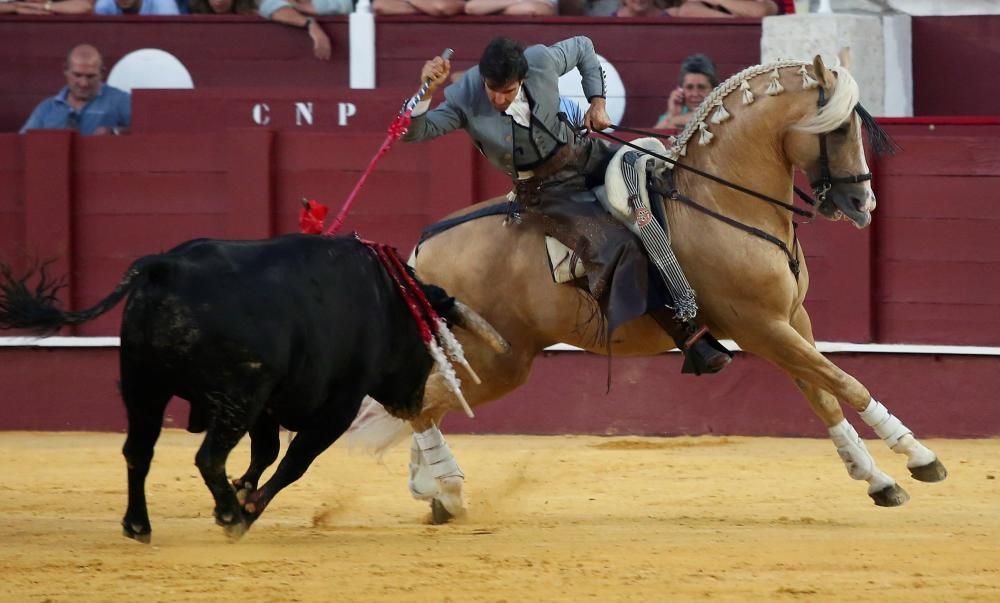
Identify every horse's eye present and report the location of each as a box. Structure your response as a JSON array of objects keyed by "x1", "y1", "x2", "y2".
[{"x1": 834, "y1": 124, "x2": 850, "y2": 135}]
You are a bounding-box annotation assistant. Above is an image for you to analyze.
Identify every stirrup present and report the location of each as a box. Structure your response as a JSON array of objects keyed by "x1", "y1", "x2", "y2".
[{"x1": 680, "y1": 327, "x2": 733, "y2": 376}]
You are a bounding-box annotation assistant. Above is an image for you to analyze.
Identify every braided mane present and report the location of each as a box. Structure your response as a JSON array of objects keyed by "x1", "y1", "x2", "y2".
[{"x1": 666, "y1": 59, "x2": 860, "y2": 162}]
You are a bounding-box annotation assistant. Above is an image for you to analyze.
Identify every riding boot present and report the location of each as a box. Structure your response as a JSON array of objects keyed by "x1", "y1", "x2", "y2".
[{"x1": 649, "y1": 308, "x2": 733, "y2": 375}]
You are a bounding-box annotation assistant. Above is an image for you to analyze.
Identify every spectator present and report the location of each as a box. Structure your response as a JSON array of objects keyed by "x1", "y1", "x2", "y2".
[
  {"x1": 653, "y1": 53, "x2": 717, "y2": 130},
  {"x1": 187, "y1": 0, "x2": 255, "y2": 12},
  {"x1": 20, "y1": 44, "x2": 130, "y2": 136},
  {"x1": 94, "y1": 0, "x2": 180, "y2": 14},
  {"x1": 256, "y1": 0, "x2": 343, "y2": 61},
  {"x1": 1, "y1": 0, "x2": 95, "y2": 14},
  {"x1": 675, "y1": 0, "x2": 779, "y2": 17},
  {"x1": 372, "y1": 0, "x2": 464, "y2": 16},
  {"x1": 464, "y1": 0, "x2": 556, "y2": 16}
]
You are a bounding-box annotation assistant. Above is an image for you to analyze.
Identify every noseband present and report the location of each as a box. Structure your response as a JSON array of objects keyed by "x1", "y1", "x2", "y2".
[{"x1": 811, "y1": 88, "x2": 872, "y2": 203}]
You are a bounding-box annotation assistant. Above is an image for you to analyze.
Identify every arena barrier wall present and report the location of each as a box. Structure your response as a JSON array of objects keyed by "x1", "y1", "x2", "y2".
[{"x1": 1, "y1": 119, "x2": 998, "y2": 435}]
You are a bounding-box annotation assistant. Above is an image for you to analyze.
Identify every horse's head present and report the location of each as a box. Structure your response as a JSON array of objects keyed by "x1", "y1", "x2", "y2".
[{"x1": 784, "y1": 51, "x2": 892, "y2": 229}]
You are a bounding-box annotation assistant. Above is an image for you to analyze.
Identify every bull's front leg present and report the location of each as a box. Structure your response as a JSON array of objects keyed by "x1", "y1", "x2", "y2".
[{"x1": 233, "y1": 412, "x2": 281, "y2": 504}]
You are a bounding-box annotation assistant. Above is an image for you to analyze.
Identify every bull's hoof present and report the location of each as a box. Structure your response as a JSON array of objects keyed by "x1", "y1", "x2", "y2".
[
  {"x1": 869, "y1": 483, "x2": 910, "y2": 507},
  {"x1": 223, "y1": 518, "x2": 249, "y2": 541},
  {"x1": 430, "y1": 498, "x2": 454, "y2": 525},
  {"x1": 122, "y1": 521, "x2": 151, "y2": 544},
  {"x1": 909, "y1": 459, "x2": 948, "y2": 483}
]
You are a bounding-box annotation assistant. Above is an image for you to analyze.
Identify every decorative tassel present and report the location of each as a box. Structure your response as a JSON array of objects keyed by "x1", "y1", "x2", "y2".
[
  {"x1": 427, "y1": 338, "x2": 474, "y2": 418},
  {"x1": 766, "y1": 68, "x2": 784, "y2": 96},
  {"x1": 799, "y1": 65, "x2": 819, "y2": 89},
  {"x1": 697, "y1": 122, "x2": 714, "y2": 146},
  {"x1": 741, "y1": 80, "x2": 754, "y2": 105},
  {"x1": 664, "y1": 148, "x2": 679, "y2": 165},
  {"x1": 433, "y1": 317, "x2": 480, "y2": 385},
  {"x1": 678, "y1": 143, "x2": 688, "y2": 158},
  {"x1": 709, "y1": 102, "x2": 730, "y2": 124}
]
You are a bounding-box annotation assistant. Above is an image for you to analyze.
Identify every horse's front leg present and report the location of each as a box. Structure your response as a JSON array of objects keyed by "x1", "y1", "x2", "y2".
[
  {"x1": 739, "y1": 310, "x2": 944, "y2": 506},
  {"x1": 786, "y1": 307, "x2": 947, "y2": 487}
]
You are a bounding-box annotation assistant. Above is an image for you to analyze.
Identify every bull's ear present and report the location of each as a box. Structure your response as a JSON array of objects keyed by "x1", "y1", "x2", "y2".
[
  {"x1": 813, "y1": 54, "x2": 836, "y2": 90},
  {"x1": 837, "y1": 46, "x2": 852, "y2": 70}
]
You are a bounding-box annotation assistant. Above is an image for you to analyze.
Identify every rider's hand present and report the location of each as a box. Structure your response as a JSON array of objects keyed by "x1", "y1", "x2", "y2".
[
  {"x1": 583, "y1": 97, "x2": 611, "y2": 132},
  {"x1": 420, "y1": 57, "x2": 451, "y2": 100}
]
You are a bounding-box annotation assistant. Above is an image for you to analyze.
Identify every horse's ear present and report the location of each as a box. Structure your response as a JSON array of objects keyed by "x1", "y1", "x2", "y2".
[
  {"x1": 812, "y1": 54, "x2": 836, "y2": 90},
  {"x1": 837, "y1": 47, "x2": 852, "y2": 70}
]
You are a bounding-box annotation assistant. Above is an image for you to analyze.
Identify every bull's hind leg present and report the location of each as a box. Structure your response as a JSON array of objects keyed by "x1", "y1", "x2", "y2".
[
  {"x1": 120, "y1": 362, "x2": 172, "y2": 543},
  {"x1": 194, "y1": 389, "x2": 262, "y2": 540}
]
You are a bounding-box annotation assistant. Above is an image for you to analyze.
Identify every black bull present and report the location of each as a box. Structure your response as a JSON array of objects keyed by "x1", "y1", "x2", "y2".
[{"x1": 0, "y1": 234, "x2": 507, "y2": 542}]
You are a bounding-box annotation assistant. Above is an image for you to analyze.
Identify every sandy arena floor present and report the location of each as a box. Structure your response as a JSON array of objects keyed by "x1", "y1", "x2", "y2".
[{"x1": 0, "y1": 431, "x2": 997, "y2": 602}]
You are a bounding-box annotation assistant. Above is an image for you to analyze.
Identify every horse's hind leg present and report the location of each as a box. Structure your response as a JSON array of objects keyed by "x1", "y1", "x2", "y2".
[
  {"x1": 409, "y1": 349, "x2": 535, "y2": 524},
  {"x1": 787, "y1": 307, "x2": 946, "y2": 486}
]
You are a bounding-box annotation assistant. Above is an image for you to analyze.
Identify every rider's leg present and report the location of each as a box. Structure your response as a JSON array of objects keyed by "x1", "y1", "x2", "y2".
[{"x1": 646, "y1": 271, "x2": 732, "y2": 375}]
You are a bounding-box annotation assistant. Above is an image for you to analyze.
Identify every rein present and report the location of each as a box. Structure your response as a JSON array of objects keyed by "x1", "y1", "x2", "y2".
[{"x1": 594, "y1": 126, "x2": 808, "y2": 277}]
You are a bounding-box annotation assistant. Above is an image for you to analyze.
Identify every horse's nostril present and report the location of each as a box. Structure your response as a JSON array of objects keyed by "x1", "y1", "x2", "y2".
[{"x1": 851, "y1": 197, "x2": 865, "y2": 212}]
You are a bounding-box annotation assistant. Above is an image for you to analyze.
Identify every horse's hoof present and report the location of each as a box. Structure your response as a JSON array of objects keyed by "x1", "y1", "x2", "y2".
[
  {"x1": 121, "y1": 521, "x2": 151, "y2": 544},
  {"x1": 869, "y1": 483, "x2": 910, "y2": 507},
  {"x1": 430, "y1": 498, "x2": 454, "y2": 525},
  {"x1": 909, "y1": 459, "x2": 948, "y2": 483}
]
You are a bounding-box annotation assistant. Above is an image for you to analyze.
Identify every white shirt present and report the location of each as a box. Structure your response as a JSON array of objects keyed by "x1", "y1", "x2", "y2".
[
  {"x1": 503, "y1": 84, "x2": 531, "y2": 128},
  {"x1": 411, "y1": 83, "x2": 531, "y2": 126}
]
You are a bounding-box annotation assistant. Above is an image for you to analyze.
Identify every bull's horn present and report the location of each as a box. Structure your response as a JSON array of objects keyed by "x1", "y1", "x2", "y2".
[{"x1": 450, "y1": 301, "x2": 510, "y2": 354}]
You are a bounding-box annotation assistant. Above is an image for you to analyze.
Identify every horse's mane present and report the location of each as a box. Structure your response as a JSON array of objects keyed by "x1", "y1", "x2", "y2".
[{"x1": 667, "y1": 59, "x2": 860, "y2": 160}]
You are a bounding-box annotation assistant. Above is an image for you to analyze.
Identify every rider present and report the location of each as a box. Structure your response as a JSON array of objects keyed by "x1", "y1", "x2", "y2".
[{"x1": 403, "y1": 36, "x2": 731, "y2": 375}]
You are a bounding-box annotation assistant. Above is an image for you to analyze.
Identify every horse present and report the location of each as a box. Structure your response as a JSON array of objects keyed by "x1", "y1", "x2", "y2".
[{"x1": 351, "y1": 52, "x2": 948, "y2": 523}]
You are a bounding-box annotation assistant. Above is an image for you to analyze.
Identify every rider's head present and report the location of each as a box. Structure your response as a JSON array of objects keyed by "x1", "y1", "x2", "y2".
[{"x1": 479, "y1": 37, "x2": 529, "y2": 113}]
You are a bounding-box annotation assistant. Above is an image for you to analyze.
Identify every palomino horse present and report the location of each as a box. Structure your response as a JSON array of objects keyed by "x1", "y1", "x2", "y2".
[{"x1": 352, "y1": 53, "x2": 947, "y2": 522}]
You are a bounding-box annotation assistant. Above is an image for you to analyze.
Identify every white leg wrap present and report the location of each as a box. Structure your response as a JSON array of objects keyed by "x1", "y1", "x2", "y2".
[
  {"x1": 414, "y1": 425, "x2": 464, "y2": 480},
  {"x1": 859, "y1": 398, "x2": 911, "y2": 448},
  {"x1": 408, "y1": 436, "x2": 439, "y2": 500},
  {"x1": 859, "y1": 398, "x2": 936, "y2": 467},
  {"x1": 829, "y1": 419, "x2": 895, "y2": 494}
]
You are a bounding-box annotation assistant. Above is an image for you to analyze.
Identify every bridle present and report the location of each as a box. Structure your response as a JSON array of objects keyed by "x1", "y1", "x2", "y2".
[{"x1": 811, "y1": 87, "x2": 872, "y2": 204}]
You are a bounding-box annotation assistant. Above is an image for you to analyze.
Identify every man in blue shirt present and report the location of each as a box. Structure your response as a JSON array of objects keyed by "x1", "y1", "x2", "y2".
[
  {"x1": 20, "y1": 44, "x2": 132, "y2": 136},
  {"x1": 95, "y1": 0, "x2": 180, "y2": 14}
]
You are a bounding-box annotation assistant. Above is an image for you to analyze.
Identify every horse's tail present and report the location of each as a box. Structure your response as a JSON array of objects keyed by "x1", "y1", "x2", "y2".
[
  {"x1": 345, "y1": 396, "x2": 411, "y2": 459},
  {"x1": 0, "y1": 256, "x2": 156, "y2": 333}
]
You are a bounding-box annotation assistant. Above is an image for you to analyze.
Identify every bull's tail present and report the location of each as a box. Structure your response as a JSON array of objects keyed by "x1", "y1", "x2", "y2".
[{"x1": 0, "y1": 257, "x2": 154, "y2": 333}]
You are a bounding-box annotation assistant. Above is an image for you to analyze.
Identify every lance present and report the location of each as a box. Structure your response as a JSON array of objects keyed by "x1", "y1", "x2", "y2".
[{"x1": 318, "y1": 48, "x2": 455, "y2": 236}]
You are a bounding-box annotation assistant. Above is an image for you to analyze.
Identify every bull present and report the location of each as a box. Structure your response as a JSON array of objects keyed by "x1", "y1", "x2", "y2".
[{"x1": 0, "y1": 234, "x2": 507, "y2": 542}]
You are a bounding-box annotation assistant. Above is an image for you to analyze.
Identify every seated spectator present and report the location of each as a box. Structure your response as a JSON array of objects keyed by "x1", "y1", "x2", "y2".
[
  {"x1": 94, "y1": 0, "x2": 180, "y2": 14},
  {"x1": 20, "y1": 44, "x2": 130, "y2": 136},
  {"x1": 612, "y1": 0, "x2": 681, "y2": 15},
  {"x1": 372, "y1": 0, "x2": 464, "y2": 16},
  {"x1": 464, "y1": 0, "x2": 556, "y2": 16},
  {"x1": 675, "y1": 0, "x2": 779, "y2": 17},
  {"x1": 653, "y1": 53, "x2": 717, "y2": 130},
  {"x1": 256, "y1": 0, "x2": 344, "y2": 61},
  {"x1": 187, "y1": 0, "x2": 255, "y2": 13},
  {"x1": 1, "y1": 0, "x2": 95, "y2": 14}
]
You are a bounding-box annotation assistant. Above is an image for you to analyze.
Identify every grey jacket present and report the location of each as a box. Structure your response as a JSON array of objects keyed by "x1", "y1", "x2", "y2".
[{"x1": 403, "y1": 36, "x2": 607, "y2": 178}]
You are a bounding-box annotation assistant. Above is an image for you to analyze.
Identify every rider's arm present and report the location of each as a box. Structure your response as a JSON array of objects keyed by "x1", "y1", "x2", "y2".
[
  {"x1": 405, "y1": 99, "x2": 465, "y2": 142},
  {"x1": 545, "y1": 36, "x2": 605, "y2": 101}
]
